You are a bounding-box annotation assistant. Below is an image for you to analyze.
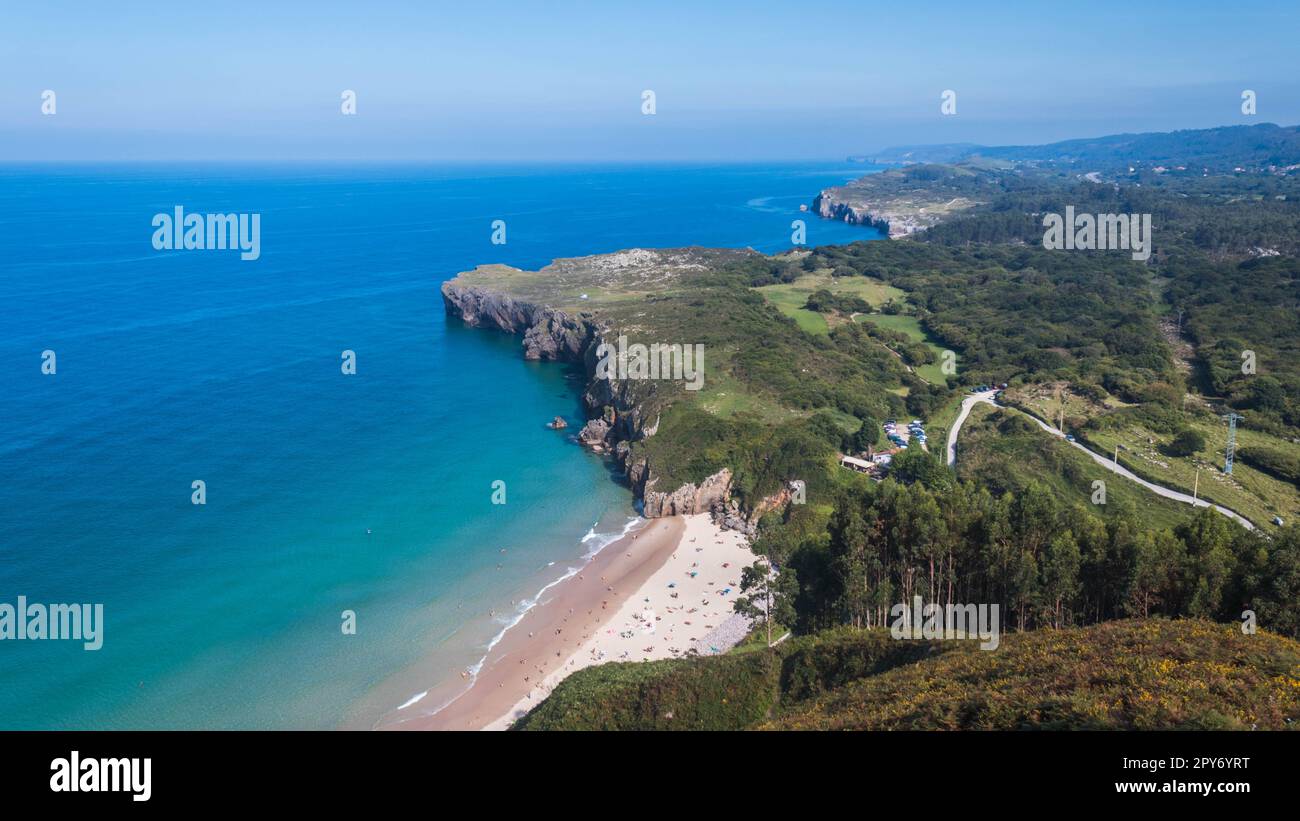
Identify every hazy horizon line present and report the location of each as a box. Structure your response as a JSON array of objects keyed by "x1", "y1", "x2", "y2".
[{"x1": 6, "y1": 120, "x2": 1293, "y2": 165}]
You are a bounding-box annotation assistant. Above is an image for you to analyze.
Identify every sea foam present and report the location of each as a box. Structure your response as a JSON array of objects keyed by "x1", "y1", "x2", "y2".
[{"x1": 409, "y1": 515, "x2": 643, "y2": 718}]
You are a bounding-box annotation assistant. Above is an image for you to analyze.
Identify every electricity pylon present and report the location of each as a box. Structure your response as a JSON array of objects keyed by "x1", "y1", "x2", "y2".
[{"x1": 1222, "y1": 412, "x2": 1244, "y2": 474}]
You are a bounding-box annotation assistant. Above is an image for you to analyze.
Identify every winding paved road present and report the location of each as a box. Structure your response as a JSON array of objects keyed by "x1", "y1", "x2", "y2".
[
  {"x1": 946, "y1": 391, "x2": 1256, "y2": 531},
  {"x1": 946, "y1": 390, "x2": 1000, "y2": 466}
]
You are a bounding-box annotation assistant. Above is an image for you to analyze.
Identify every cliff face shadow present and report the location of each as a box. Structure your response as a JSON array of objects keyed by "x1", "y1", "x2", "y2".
[{"x1": 557, "y1": 362, "x2": 634, "y2": 492}]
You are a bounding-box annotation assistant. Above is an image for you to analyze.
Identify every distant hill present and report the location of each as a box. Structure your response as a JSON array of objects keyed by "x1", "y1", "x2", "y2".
[
  {"x1": 866, "y1": 123, "x2": 1300, "y2": 173},
  {"x1": 852, "y1": 143, "x2": 982, "y2": 164},
  {"x1": 514, "y1": 619, "x2": 1300, "y2": 730}
]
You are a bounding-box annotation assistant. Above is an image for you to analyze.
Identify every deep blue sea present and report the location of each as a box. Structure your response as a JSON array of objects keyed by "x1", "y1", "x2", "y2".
[{"x1": 0, "y1": 162, "x2": 880, "y2": 729}]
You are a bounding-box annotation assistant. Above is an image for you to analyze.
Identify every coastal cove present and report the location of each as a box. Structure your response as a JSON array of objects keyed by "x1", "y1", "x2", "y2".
[
  {"x1": 0, "y1": 162, "x2": 881, "y2": 730},
  {"x1": 9, "y1": 3, "x2": 1300, "y2": 755}
]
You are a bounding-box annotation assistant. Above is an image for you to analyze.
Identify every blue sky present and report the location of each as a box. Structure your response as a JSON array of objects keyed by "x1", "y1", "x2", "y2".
[{"x1": 2, "y1": 0, "x2": 1297, "y2": 160}]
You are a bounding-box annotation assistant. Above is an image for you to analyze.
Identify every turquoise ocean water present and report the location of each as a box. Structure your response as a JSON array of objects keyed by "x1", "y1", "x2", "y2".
[{"x1": 0, "y1": 162, "x2": 880, "y2": 728}]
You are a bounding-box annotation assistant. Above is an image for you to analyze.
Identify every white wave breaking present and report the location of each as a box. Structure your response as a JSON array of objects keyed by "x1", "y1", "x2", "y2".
[{"x1": 395, "y1": 515, "x2": 644, "y2": 719}]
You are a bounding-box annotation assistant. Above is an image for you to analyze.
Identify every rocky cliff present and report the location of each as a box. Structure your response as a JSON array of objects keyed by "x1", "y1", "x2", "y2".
[
  {"x1": 812, "y1": 190, "x2": 896, "y2": 236},
  {"x1": 438, "y1": 284, "x2": 592, "y2": 361},
  {"x1": 812, "y1": 169, "x2": 982, "y2": 238},
  {"x1": 442, "y1": 280, "x2": 749, "y2": 522}
]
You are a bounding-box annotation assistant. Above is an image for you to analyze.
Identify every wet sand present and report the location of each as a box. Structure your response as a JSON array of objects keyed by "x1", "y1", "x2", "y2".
[
  {"x1": 482, "y1": 513, "x2": 755, "y2": 729},
  {"x1": 396, "y1": 516, "x2": 688, "y2": 730}
]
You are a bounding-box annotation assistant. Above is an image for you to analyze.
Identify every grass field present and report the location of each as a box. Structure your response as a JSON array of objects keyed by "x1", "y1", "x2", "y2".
[
  {"x1": 956, "y1": 404, "x2": 1201, "y2": 531},
  {"x1": 1011, "y1": 381, "x2": 1133, "y2": 432},
  {"x1": 757, "y1": 270, "x2": 904, "y2": 337},
  {"x1": 1081, "y1": 416, "x2": 1300, "y2": 530},
  {"x1": 1001, "y1": 379, "x2": 1298, "y2": 530},
  {"x1": 692, "y1": 371, "x2": 803, "y2": 423},
  {"x1": 924, "y1": 391, "x2": 966, "y2": 450},
  {"x1": 854, "y1": 312, "x2": 951, "y2": 384}
]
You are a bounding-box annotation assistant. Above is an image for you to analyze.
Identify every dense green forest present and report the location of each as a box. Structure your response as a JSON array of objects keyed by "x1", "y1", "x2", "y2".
[
  {"x1": 1168, "y1": 255, "x2": 1300, "y2": 432},
  {"x1": 756, "y1": 462, "x2": 1300, "y2": 637},
  {"x1": 801, "y1": 240, "x2": 1173, "y2": 397},
  {"x1": 801, "y1": 158, "x2": 1300, "y2": 440}
]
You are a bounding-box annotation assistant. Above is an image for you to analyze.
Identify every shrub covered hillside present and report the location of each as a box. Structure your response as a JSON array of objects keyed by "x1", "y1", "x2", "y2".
[
  {"x1": 769, "y1": 620, "x2": 1300, "y2": 730},
  {"x1": 514, "y1": 620, "x2": 1300, "y2": 731},
  {"x1": 512, "y1": 628, "x2": 931, "y2": 730}
]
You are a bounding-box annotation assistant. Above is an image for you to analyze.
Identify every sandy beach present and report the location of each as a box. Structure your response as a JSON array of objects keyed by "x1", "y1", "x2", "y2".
[{"x1": 398, "y1": 513, "x2": 755, "y2": 730}]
